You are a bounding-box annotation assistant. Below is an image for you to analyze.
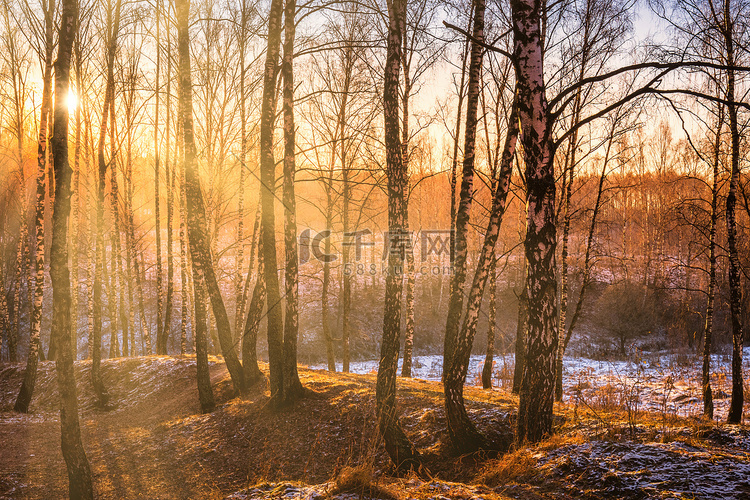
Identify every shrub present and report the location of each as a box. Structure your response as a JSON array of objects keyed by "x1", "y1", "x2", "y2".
[{"x1": 591, "y1": 281, "x2": 657, "y2": 356}]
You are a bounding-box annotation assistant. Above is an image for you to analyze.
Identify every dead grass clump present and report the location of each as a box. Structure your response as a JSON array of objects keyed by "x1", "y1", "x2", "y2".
[
  {"x1": 535, "y1": 432, "x2": 586, "y2": 451},
  {"x1": 331, "y1": 465, "x2": 402, "y2": 500},
  {"x1": 478, "y1": 448, "x2": 540, "y2": 487},
  {"x1": 592, "y1": 383, "x2": 622, "y2": 410}
]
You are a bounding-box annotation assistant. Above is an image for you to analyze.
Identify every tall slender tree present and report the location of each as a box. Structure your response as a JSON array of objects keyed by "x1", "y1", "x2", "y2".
[
  {"x1": 280, "y1": 0, "x2": 305, "y2": 404},
  {"x1": 50, "y1": 0, "x2": 94, "y2": 494},
  {"x1": 258, "y1": 0, "x2": 286, "y2": 404},
  {"x1": 703, "y1": 103, "x2": 723, "y2": 420},
  {"x1": 242, "y1": 227, "x2": 265, "y2": 385},
  {"x1": 443, "y1": 92, "x2": 519, "y2": 452},
  {"x1": 511, "y1": 0, "x2": 559, "y2": 443},
  {"x1": 163, "y1": 0, "x2": 175, "y2": 356},
  {"x1": 720, "y1": 0, "x2": 745, "y2": 424},
  {"x1": 442, "y1": 0, "x2": 485, "y2": 385},
  {"x1": 2, "y1": 0, "x2": 30, "y2": 364},
  {"x1": 377, "y1": 0, "x2": 420, "y2": 470},
  {"x1": 91, "y1": 0, "x2": 122, "y2": 407},
  {"x1": 176, "y1": 0, "x2": 216, "y2": 411},
  {"x1": 178, "y1": 0, "x2": 246, "y2": 395},
  {"x1": 155, "y1": 0, "x2": 166, "y2": 355},
  {"x1": 233, "y1": 0, "x2": 250, "y2": 346},
  {"x1": 14, "y1": 0, "x2": 53, "y2": 412}
]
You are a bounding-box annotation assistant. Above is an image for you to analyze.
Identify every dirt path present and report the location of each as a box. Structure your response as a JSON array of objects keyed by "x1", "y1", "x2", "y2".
[
  {"x1": 0, "y1": 357, "x2": 519, "y2": 499},
  {"x1": 0, "y1": 357, "x2": 247, "y2": 499}
]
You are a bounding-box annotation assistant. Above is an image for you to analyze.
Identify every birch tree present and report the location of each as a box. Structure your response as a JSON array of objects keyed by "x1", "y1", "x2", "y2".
[
  {"x1": 2, "y1": 0, "x2": 32, "y2": 363},
  {"x1": 178, "y1": 0, "x2": 246, "y2": 396},
  {"x1": 92, "y1": 0, "x2": 122, "y2": 407},
  {"x1": 154, "y1": 0, "x2": 166, "y2": 355},
  {"x1": 279, "y1": 0, "x2": 305, "y2": 404},
  {"x1": 655, "y1": 0, "x2": 750, "y2": 424},
  {"x1": 176, "y1": 0, "x2": 216, "y2": 411},
  {"x1": 376, "y1": 0, "x2": 420, "y2": 470},
  {"x1": 702, "y1": 104, "x2": 723, "y2": 419},
  {"x1": 50, "y1": 0, "x2": 94, "y2": 494},
  {"x1": 445, "y1": 95, "x2": 518, "y2": 451},
  {"x1": 13, "y1": 0, "x2": 53, "y2": 411}
]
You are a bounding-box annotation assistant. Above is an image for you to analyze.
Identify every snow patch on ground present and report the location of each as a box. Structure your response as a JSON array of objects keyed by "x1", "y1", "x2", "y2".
[
  {"x1": 536, "y1": 431, "x2": 750, "y2": 499},
  {"x1": 226, "y1": 480, "x2": 499, "y2": 500},
  {"x1": 311, "y1": 348, "x2": 750, "y2": 421}
]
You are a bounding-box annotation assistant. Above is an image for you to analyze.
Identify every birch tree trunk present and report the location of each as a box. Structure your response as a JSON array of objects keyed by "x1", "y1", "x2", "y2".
[
  {"x1": 163, "y1": 6, "x2": 174, "y2": 354},
  {"x1": 155, "y1": 0, "x2": 166, "y2": 355},
  {"x1": 0, "y1": 2, "x2": 26, "y2": 363},
  {"x1": 377, "y1": 0, "x2": 420, "y2": 470},
  {"x1": 86, "y1": 212, "x2": 95, "y2": 358},
  {"x1": 322, "y1": 205, "x2": 336, "y2": 371},
  {"x1": 338, "y1": 43, "x2": 353, "y2": 374},
  {"x1": 180, "y1": 186, "x2": 189, "y2": 356},
  {"x1": 479, "y1": 63, "x2": 511, "y2": 392},
  {"x1": 92, "y1": 0, "x2": 121, "y2": 407},
  {"x1": 192, "y1": 270, "x2": 215, "y2": 412},
  {"x1": 703, "y1": 104, "x2": 723, "y2": 420},
  {"x1": 0, "y1": 268, "x2": 9, "y2": 361},
  {"x1": 11, "y1": 215, "x2": 27, "y2": 363},
  {"x1": 448, "y1": 10, "x2": 474, "y2": 265},
  {"x1": 234, "y1": 0, "x2": 249, "y2": 345},
  {"x1": 242, "y1": 228, "x2": 265, "y2": 385},
  {"x1": 108, "y1": 113, "x2": 122, "y2": 358},
  {"x1": 401, "y1": 251, "x2": 416, "y2": 377},
  {"x1": 70, "y1": 31, "x2": 84, "y2": 360},
  {"x1": 177, "y1": 0, "x2": 246, "y2": 396},
  {"x1": 259, "y1": 0, "x2": 288, "y2": 405},
  {"x1": 178, "y1": 117, "x2": 189, "y2": 356},
  {"x1": 14, "y1": 0, "x2": 53, "y2": 412},
  {"x1": 6, "y1": 0, "x2": 29, "y2": 364},
  {"x1": 280, "y1": 0, "x2": 305, "y2": 404},
  {"x1": 724, "y1": 0, "x2": 744, "y2": 422},
  {"x1": 512, "y1": 0, "x2": 559, "y2": 443},
  {"x1": 443, "y1": 0, "x2": 485, "y2": 382},
  {"x1": 50, "y1": 0, "x2": 94, "y2": 493},
  {"x1": 176, "y1": 0, "x2": 216, "y2": 411},
  {"x1": 481, "y1": 255, "x2": 496, "y2": 389},
  {"x1": 400, "y1": 53, "x2": 415, "y2": 379},
  {"x1": 443, "y1": 96, "x2": 518, "y2": 453}
]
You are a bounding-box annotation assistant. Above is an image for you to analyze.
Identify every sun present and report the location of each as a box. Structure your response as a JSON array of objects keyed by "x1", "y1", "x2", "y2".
[{"x1": 66, "y1": 91, "x2": 78, "y2": 112}]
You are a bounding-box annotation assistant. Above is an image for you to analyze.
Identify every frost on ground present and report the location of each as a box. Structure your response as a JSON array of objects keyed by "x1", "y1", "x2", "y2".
[
  {"x1": 226, "y1": 479, "x2": 506, "y2": 500},
  {"x1": 312, "y1": 347, "x2": 750, "y2": 422},
  {"x1": 2, "y1": 356, "x2": 749, "y2": 499},
  {"x1": 499, "y1": 426, "x2": 750, "y2": 499}
]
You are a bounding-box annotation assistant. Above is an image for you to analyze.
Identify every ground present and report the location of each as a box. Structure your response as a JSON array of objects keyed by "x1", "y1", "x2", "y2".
[{"x1": 0, "y1": 356, "x2": 749, "y2": 499}]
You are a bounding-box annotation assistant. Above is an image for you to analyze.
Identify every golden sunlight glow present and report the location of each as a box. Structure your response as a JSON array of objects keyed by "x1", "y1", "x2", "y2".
[{"x1": 66, "y1": 91, "x2": 78, "y2": 112}]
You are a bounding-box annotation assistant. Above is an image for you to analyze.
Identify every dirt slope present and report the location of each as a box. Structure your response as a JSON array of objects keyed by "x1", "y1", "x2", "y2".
[
  {"x1": 3, "y1": 357, "x2": 748, "y2": 500},
  {"x1": 0, "y1": 357, "x2": 516, "y2": 499}
]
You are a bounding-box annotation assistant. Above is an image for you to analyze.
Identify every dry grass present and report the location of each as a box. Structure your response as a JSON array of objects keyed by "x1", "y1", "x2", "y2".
[
  {"x1": 3, "y1": 356, "x2": 747, "y2": 499},
  {"x1": 479, "y1": 448, "x2": 540, "y2": 487},
  {"x1": 0, "y1": 357, "x2": 520, "y2": 499},
  {"x1": 478, "y1": 433, "x2": 586, "y2": 488},
  {"x1": 330, "y1": 464, "x2": 402, "y2": 500}
]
